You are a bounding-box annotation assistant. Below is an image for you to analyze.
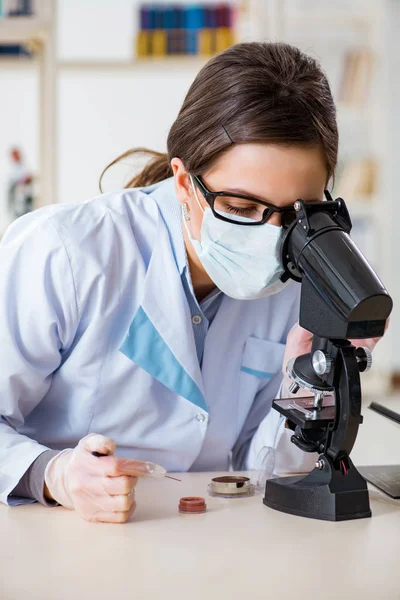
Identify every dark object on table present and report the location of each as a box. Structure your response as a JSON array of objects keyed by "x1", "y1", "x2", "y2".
[
  {"x1": 358, "y1": 465, "x2": 400, "y2": 499},
  {"x1": 369, "y1": 402, "x2": 400, "y2": 425}
]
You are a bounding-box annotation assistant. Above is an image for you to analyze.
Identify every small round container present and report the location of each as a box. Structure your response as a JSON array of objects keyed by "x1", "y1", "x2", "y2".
[
  {"x1": 179, "y1": 496, "x2": 207, "y2": 514},
  {"x1": 207, "y1": 476, "x2": 255, "y2": 498}
]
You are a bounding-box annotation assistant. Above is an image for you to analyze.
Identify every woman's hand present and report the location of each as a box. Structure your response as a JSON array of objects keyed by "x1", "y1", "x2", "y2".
[
  {"x1": 44, "y1": 433, "x2": 165, "y2": 523},
  {"x1": 281, "y1": 322, "x2": 388, "y2": 396}
]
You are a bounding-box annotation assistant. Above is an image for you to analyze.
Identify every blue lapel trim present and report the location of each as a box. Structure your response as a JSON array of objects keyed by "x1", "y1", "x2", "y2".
[
  {"x1": 240, "y1": 366, "x2": 274, "y2": 379},
  {"x1": 120, "y1": 306, "x2": 208, "y2": 412},
  {"x1": 119, "y1": 178, "x2": 207, "y2": 411}
]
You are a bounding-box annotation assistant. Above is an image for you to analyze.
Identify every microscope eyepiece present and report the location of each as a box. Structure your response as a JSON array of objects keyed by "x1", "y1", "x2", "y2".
[{"x1": 279, "y1": 197, "x2": 392, "y2": 339}]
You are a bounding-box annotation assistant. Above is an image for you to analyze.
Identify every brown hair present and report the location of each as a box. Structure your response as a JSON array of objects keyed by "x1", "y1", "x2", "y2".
[{"x1": 100, "y1": 42, "x2": 338, "y2": 190}]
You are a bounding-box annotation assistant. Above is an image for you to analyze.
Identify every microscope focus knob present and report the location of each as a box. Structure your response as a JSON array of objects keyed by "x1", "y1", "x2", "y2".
[
  {"x1": 312, "y1": 350, "x2": 333, "y2": 376},
  {"x1": 288, "y1": 382, "x2": 301, "y2": 395},
  {"x1": 356, "y1": 347, "x2": 373, "y2": 373}
]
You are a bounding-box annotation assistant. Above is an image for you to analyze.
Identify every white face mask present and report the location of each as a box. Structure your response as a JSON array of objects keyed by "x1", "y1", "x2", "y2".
[{"x1": 183, "y1": 176, "x2": 289, "y2": 300}]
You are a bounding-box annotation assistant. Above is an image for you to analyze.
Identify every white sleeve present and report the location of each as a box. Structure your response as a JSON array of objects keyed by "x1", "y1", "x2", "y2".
[
  {"x1": 0, "y1": 212, "x2": 78, "y2": 505},
  {"x1": 232, "y1": 285, "x2": 317, "y2": 475},
  {"x1": 233, "y1": 379, "x2": 317, "y2": 475},
  {"x1": 244, "y1": 393, "x2": 317, "y2": 475}
]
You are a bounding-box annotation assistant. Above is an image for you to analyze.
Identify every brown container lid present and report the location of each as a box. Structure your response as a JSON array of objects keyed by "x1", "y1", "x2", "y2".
[{"x1": 179, "y1": 496, "x2": 207, "y2": 514}]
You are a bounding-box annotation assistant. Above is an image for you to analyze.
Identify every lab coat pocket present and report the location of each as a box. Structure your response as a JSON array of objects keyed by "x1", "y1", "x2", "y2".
[
  {"x1": 237, "y1": 336, "x2": 286, "y2": 431},
  {"x1": 241, "y1": 336, "x2": 285, "y2": 383}
]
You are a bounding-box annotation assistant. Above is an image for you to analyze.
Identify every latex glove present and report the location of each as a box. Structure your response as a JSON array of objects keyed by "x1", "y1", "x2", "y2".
[
  {"x1": 281, "y1": 322, "x2": 388, "y2": 397},
  {"x1": 44, "y1": 433, "x2": 166, "y2": 523},
  {"x1": 281, "y1": 324, "x2": 314, "y2": 398}
]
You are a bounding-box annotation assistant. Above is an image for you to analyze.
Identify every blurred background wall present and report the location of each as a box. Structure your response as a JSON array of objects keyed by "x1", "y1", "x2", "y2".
[{"x1": 0, "y1": 0, "x2": 398, "y2": 391}]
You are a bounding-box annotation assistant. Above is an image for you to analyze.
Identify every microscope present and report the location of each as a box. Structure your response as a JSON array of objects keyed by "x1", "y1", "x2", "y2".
[{"x1": 263, "y1": 193, "x2": 393, "y2": 521}]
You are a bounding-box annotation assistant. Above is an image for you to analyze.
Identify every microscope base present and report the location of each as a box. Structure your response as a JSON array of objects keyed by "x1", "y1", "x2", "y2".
[{"x1": 263, "y1": 457, "x2": 371, "y2": 521}]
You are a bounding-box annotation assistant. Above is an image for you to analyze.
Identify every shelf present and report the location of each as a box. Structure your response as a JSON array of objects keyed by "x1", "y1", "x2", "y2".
[
  {"x1": 57, "y1": 56, "x2": 210, "y2": 71},
  {"x1": 283, "y1": 14, "x2": 372, "y2": 27},
  {"x1": 0, "y1": 56, "x2": 38, "y2": 68},
  {"x1": 0, "y1": 16, "x2": 49, "y2": 44}
]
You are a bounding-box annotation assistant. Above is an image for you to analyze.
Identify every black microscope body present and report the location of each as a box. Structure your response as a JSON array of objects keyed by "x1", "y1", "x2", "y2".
[{"x1": 263, "y1": 194, "x2": 393, "y2": 521}]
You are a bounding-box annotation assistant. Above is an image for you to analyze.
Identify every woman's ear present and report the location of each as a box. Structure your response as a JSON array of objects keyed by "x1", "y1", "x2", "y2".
[{"x1": 171, "y1": 158, "x2": 192, "y2": 206}]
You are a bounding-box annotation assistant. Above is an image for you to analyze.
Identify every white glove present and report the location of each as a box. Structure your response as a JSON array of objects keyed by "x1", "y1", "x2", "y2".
[
  {"x1": 44, "y1": 433, "x2": 166, "y2": 523},
  {"x1": 281, "y1": 324, "x2": 314, "y2": 397}
]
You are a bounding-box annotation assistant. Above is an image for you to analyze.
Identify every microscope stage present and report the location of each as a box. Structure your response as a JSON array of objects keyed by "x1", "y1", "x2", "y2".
[{"x1": 273, "y1": 396, "x2": 336, "y2": 429}]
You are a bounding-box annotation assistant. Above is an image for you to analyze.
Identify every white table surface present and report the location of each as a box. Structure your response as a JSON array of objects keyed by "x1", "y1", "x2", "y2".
[{"x1": 1, "y1": 397, "x2": 400, "y2": 600}]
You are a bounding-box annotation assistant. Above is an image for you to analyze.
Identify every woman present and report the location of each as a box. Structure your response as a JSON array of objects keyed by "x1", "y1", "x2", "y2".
[{"x1": 0, "y1": 42, "x2": 381, "y2": 523}]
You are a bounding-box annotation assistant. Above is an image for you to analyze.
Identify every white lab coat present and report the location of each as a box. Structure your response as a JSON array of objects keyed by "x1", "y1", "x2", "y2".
[{"x1": 0, "y1": 178, "x2": 315, "y2": 505}]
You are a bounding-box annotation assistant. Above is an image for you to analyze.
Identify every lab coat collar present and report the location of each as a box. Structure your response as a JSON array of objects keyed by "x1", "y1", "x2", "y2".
[
  {"x1": 140, "y1": 177, "x2": 187, "y2": 276},
  {"x1": 119, "y1": 179, "x2": 207, "y2": 412}
]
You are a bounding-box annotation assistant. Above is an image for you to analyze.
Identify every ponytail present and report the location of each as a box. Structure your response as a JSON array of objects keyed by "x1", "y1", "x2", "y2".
[{"x1": 99, "y1": 148, "x2": 173, "y2": 192}]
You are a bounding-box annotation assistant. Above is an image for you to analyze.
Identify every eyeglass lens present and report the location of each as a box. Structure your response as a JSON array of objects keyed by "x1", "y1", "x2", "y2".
[
  {"x1": 213, "y1": 195, "x2": 297, "y2": 227},
  {"x1": 213, "y1": 195, "x2": 270, "y2": 223}
]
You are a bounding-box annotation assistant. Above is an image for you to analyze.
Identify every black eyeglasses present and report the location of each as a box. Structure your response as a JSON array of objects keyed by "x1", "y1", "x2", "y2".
[{"x1": 191, "y1": 174, "x2": 327, "y2": 228}]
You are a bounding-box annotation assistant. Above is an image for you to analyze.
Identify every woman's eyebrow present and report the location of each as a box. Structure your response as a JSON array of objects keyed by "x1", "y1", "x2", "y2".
[
  {"x1": 224, "y1": 187, "x2": 296, "y2": 208},
  {"x1": 223, "y1": 186, "x2": 273, "y2": 203},
  {"x1": 225, "y1": 187, "x2": 323, "y2": 207}
]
